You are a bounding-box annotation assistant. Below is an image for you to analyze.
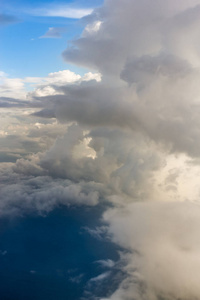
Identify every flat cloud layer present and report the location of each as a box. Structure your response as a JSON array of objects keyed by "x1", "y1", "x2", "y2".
[{"x1": 2, "y1": 0, "x2": 200, "y2": 299}]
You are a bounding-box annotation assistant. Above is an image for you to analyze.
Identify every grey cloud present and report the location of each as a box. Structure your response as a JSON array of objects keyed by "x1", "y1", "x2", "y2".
[
  {"x1": 120, "y1": 54, "x2": 192, "y2": 85},
  {"x1": 0, "y1": 109, "x2": 67, "y2": 163},
  {"x1": 83, "y1": 226, "x2": 108, "y2": 241},
  {"x1": 39, "y1": 124, "x2": 163, "y2": 201},
  {"x1": 32, "y1": 108, "x2": 56, "y2": 119},
  {"x1": 3, "y1": 1, "x2": 200, "y2": 299},
  {"x1": 31, "y1": 82, "x2": 139, "y2": 127},
  {"x1": 0, "y1": 97, "x2": 30, "y2": 108},
  {"x1": 33, "y1": 69, "x2": 200, "y2": 158},
  {"x1": 0, "y1": 120, "x2": 164, "y2": 216},
  {"x1": 163, "y1": 4, "x2": 200, "y2": 67},
  {"x1": 52, "y1": 85, "x2": 138, "y2": 129},
  {"x1": 63, "y1": 0, "x2": 200, "y2": 75},
  {"x1": 0, "y1": 165, "x2": 99, "y2": 217}
]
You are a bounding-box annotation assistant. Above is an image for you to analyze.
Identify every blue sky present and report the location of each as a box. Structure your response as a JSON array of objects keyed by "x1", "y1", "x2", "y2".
[{"x1": 0, "y1": 0, "x2": 103, "y2": 77}]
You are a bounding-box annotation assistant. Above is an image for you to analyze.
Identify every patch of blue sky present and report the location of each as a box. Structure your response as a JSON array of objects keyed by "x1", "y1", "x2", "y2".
[
  {"x1": 0, "y1": 18, "x2": 87, "y2": 77},
  {"x1": 0, "y1": 0, "x2": 103, "y2": 78},
  {"x1": 3, "y1": 0, "x2": 103, "y2": 13}
]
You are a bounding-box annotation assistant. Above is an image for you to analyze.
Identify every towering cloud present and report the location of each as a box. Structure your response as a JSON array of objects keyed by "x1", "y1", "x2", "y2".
[{"x1": 2, "y1": 0, "x2": 200, "y2": 299}]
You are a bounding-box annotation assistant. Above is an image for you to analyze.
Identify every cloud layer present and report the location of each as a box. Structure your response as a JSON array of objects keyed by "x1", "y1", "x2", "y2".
[{"x1": 2, "y1": 0, "x2": 200, "y2": 299}]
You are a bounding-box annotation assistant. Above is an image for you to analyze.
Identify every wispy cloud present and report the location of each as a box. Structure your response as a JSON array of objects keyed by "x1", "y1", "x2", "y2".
[
  {"x1": 89, "y1": 271, "x2": 111, "y2": 283},
  {"x1": 40, "y1": 27, "x2": 66, "y2": 39},
  {"x1": 29, "y1": 5, "x2": 93, "y2": 19},
  {"x1": 95, "y1": 259, "x2": 115, "y2": 268}
]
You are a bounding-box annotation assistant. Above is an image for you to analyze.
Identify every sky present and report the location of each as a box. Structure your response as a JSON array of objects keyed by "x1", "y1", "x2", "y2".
[
  {"x1": 2, "y1": 0, "x2": 200, "y2": 299},
  {"x1": 0, "y1": 0, "x2": 102, "y2": 77}
]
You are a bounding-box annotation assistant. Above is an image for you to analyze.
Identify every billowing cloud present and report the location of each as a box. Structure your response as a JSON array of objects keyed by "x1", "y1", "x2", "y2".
[
  {"x1": 103, "y1": 201, "x2": 200, "y2": 300},
  {"x1": 0, "y1": 69, "x2": 101, "y2": 99},
  {"x1": 2, "y1": 0, "x2": 200, "y2": 299},
  {"x1": 63, "y1": 0, "x2": 200, "y2": 73}
]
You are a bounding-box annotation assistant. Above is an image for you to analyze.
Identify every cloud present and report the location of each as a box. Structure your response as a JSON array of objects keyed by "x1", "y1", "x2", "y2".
[
  {"x1": 40, "y1": 27, "x2": 66, "y2": 39},
  {"x1": 29, "y1": 70, "x2": 100, "y2": 97},
  {"x1": 103, "y1": 201, "x2": 200, "y2": 300},
  {"x1": 30, "y1": 5, "x2": 93, "y2": 19},
  {"x1": 0, "y1": 69, "x2": 100, "y2": 99},
  {"x1": 83, "y1": 226, "x2": 108, "y2": 241},
  {"x1": 3, "y1": 0, "x2": 200, "y2": 299},
  {"x1": 96, "y1": 259, "x2": 115, "y2": 269},
  {"x1": 0, "y1": 162, "x2": 99, "y2": 217},
  {"x1": 0, "y1": 69, "x2": 101, "y2": 100},
  {"x1": 69, "y1": 273, "x2": 84, "y2": 284},
  {"x1": 0, "y1": 76, "x2": 26, "y2": 99},
  {"x1": 32, "y1": 66, "x2": 200, "y2": 158},
  {"x1": 63, "y1": 0, "x2": 200, "y2": 74},
  {"x1": 89, "y1": 272, "x2": 111, "y2": 283}
]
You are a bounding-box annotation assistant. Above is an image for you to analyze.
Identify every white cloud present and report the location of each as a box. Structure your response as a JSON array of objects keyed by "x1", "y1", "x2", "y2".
[
  {"x1": 40, "y1": 27, "x2": 66, "y2": 39},
  {"x1": 96, "y1": 259, "x2": 115, "y2": 268},
  {"x1": 0, "y1": 76, "x2": 26, "y2": 99},
  {"x1": 0, "y1": 70, "x2": 101, "y2": 99},
  {"x1": 89, "y1": 272, "x2": 111, "y2": 282},
  {"x1": 3, "y1": 1, "x2": 200, "y2": 299},
  {"x1": 0, "y1": 71, "x2": 7, "y2": 77},
  {"x1": 31, "y1": 6, "x2": 93, "y2": 19},
  {"x1": 103, "y1": 201, "x2": 200, "y2": 300},
  {"x1": 83, "y1": 226, "x2": 108, "y2": 240},
  {"x1": 83, "y1": 21, "x2": 102, "y2": 36}
]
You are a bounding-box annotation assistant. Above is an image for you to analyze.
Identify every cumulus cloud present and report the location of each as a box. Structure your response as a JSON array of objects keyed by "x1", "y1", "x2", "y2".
[
  {"x1": 0, "y1": 159, "x2": 99, "y2": 217},
  {"x1": 103, "y1": 201, "x2": 200, "y2": 300},
  {"x1": 63, "y1": 0, "x2": 200, "y2": 74},
  {"x1": 0, "y1": 69, "x2": 100, "y2": 100},
  {"x1": 3, "y1": 0, "x2": 200, "y2": 299}
]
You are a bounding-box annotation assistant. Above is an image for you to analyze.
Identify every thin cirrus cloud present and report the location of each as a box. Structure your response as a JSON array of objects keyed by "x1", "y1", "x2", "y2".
[
  {"x1": 0, "y1": 13, "x2": 19, "y2": 25},
  {"x1": 40, "y1": 27, "x2": 66, "y2": 39},
  {"x1": 29, "y1": 5, "x2": 93, "y2": 19}
]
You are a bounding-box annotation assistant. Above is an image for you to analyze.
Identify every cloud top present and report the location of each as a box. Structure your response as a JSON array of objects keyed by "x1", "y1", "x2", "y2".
[{"x1": 2, "y1": 1, "x2": 200, "y2": 299}]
